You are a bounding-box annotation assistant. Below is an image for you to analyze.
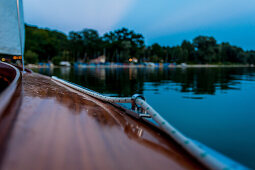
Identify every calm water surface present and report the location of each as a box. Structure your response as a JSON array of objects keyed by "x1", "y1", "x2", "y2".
[{"x1": 33, "y1": 67, "x2": 255, "y2": 168}]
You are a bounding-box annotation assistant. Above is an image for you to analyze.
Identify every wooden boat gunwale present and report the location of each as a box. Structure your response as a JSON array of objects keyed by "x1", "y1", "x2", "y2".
[{"x1": 0, "y1": 61, "x2": 21, "y2": 116}]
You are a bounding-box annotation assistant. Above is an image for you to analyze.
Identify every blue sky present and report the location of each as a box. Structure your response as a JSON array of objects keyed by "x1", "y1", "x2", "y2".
[{"x1": 23, "y1": 0, "x2": 255, "y2": 49}]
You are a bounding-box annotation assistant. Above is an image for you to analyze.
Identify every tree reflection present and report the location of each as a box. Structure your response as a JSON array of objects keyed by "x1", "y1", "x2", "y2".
[{"x1": 35, "y1": 67, "x2": 255, "y2": 96}]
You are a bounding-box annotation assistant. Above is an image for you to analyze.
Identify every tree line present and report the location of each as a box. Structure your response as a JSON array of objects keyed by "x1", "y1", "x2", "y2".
[{"x1": 24, "y1": 24, "x2": 255, "y2": 65}]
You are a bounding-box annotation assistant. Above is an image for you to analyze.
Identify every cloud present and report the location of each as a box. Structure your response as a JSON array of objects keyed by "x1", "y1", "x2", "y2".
[
  {"x1": 22, "y1": 0, "x2": 255, "y2": 49},
  {"x1": 147, "y1": 0, "x2": 255, "y2": 36},
  {"x1": 23, "y1": 0, "x2": 135, "y2": 34}
]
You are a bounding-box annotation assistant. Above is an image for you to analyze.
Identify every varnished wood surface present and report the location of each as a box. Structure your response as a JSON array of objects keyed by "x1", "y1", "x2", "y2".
[
  {"x1": 0, "y1": 62, "x2": 21, "y2": 117},
  {"x1": 0, "y1": 62, "x2": 18, "y2": 84},
  {"x1": 0, "y1": 62, "x2": 19, "y2": 93},
  {"x1": 0, "y1": 73, "x2": 204, "y2": 170}
]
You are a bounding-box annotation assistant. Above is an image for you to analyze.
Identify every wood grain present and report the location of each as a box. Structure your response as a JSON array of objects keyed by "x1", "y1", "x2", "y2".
[{"x1": 0, "y1": 73, "x2": 204, "y2": 170}]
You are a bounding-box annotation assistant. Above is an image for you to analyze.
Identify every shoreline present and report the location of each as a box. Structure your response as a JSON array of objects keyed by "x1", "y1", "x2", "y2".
[{"x1": 26, "y1": 64, "x2": 254, "y2": 69}]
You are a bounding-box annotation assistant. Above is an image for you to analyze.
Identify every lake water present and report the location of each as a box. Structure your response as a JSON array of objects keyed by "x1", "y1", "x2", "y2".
[{"x1": 33, "y1": 67, "x2": 255, "y2": 169}]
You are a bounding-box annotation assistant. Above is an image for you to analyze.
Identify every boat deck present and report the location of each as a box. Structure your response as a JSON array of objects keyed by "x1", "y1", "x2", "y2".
[{"x1": 0, "y1": 73, "x2": 203, "y2": 170}]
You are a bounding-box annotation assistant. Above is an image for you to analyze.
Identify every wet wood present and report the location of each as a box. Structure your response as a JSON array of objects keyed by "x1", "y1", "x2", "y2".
[
  {"x1": 0, "y1": 72, "x2": 204, "y2": 170},
  {"x1": 0, "y1": 62, "x2": 18, "y2": 92},
  {"x1": 0, "y1": 63, "x2": 17, "y2": 83},
  {"x1": 0, "y1": 62, "x2": 21, "y2": 116}
]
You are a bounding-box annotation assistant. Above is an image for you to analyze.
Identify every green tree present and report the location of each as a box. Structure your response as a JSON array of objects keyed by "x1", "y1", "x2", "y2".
[
  {"x1": 25, "y1": 24, "x2": 68, "y2": 62},
  {"x1": 81, "y1": 29, "x2": 103, "y2": 61},
  {"x1": 24, "y1": 24, "x2": 254, "y2": 65},
  {"x1": 149, "y1": 43, "x2": 164, "y2": 62},
  {"x1": 103, "y1": 28, "x2": 144, "y2": 62},
  {"x1": 171, "y1": 46, "x2": 185, "y2": 64},
  {"x1": 181, "y1": 40, "x2": 195, "y2": 63},
  {"x1": 24, "y1": 50, "x2": 38, "y2": 64},
  {"x1": 193, "y1": 36, "x2": 217, "y2": 63},
  {"x1": 52, "y1": 56, "x2": 62, "y2": 65},
  {"x1": 68, "y1": 31, "x2": 83, "y2": 61},
  {"x1": 248, "y1": 51, "x2": 255, "y2": 64}
]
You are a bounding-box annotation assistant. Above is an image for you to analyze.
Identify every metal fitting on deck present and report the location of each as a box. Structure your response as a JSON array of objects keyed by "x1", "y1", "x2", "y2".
[
  {"x1": 131, "y1": 94, "x2": 150, "y2": 118},
  {"x1": 131, "y1": 94, "x2": 145, "y2": 111},
  {"x1": 131, "y1": 94, "x2": 145, "y2": 102}
]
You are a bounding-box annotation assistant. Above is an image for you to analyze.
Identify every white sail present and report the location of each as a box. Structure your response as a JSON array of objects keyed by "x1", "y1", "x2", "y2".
[{"x1": 0, "y1": 0, "x2": 25, "y2": 56}]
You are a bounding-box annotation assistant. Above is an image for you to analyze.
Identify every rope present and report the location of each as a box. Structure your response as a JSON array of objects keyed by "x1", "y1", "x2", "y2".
[
  {"x1": 51, "y1": 76, "x2": 245, "y2": 170},
  {"x1": 51, "y1": 76, "x2": 132, "y2": 103}
]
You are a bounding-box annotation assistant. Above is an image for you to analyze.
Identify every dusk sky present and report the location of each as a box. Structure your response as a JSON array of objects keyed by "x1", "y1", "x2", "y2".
[{"x1": 23, "y1": 0, "x2": 255, "y2": 49}]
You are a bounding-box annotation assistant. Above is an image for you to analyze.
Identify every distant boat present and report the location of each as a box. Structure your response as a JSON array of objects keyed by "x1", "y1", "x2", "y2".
[
  {"x1": 181, "y1": 63, "x2": 187, "y2": 67},
  {"x1": 145, "y1": 62, "x2": 156, "y2": 67},
  {"x1": 0, "y1": 0, "x2": 248, "y2": 169},
  {"x1": 59, "y1": 61, "x2": 71, "y2": 67}
]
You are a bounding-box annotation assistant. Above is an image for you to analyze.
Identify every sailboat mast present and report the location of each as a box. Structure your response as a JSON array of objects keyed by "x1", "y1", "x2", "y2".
[{"x1": 16, "y1": 0, "x2": 24, "y2": 72}]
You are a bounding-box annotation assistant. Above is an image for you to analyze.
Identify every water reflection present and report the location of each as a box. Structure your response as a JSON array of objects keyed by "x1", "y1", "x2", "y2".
[{"x1": 34, "y1": 67, "x2": 255, "y2": 97}]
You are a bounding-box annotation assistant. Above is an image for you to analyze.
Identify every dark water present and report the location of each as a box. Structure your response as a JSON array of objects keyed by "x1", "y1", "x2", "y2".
[{"x1": 33, "y1": 67, "x2": 255, "y2": 168}]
